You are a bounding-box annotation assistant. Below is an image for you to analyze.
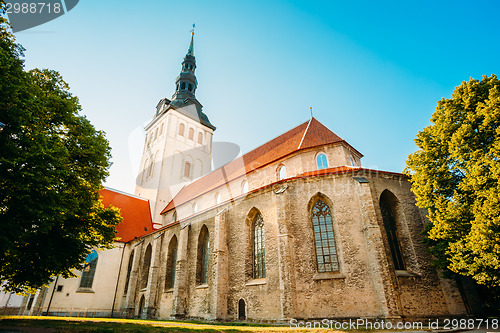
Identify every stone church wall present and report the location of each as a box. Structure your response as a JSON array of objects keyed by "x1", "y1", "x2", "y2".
[{"x1": 124, "y1": 169, "x2": 467, "y2": 321}]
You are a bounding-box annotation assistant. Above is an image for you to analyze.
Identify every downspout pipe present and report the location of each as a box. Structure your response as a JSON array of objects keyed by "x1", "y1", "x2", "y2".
[{"x1": 44, "y1": 275, "x2": 59, "y2": 316}]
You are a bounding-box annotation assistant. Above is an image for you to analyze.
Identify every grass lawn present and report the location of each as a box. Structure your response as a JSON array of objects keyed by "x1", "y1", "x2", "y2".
[{"x1": 0, "y1": 316, "x2": 345, "y2": 332}]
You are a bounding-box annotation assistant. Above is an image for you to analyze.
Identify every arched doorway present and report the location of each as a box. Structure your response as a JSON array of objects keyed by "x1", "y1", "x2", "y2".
[
  {"x1": 238, "y1": 299, "x2": 246, "y2": 320},
  {"x1": 138, "y1": 295, "x2": 145, "y2": 319}
]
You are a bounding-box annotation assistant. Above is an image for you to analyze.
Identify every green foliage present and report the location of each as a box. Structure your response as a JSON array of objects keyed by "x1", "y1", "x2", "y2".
[
  {"x1": 0, "y1": 21, "x2": 122, "y2": 292},
  {"x1": 405, "y1": 75, "x2": 500, "y2": 288}
]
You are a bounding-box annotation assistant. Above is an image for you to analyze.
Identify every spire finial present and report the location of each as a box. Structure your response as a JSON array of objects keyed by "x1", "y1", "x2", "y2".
[
  {"x1": 187, "y1": 24, "x2": 195, "y2": 56},
  {"x1": 310, "y1": 106, "x2": 313, "y2": 118}
]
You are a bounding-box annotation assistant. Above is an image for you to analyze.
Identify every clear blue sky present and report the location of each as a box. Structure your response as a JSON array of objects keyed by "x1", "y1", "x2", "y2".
[{"x1": 10, "y1": 0, "x2": 500, "y2": 193}]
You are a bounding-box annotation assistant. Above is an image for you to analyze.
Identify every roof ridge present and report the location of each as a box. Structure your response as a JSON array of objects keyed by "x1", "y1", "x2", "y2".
[
  {"x1": 103, "y1": 187, "x2": 149, "y2": 202},
  {"x1": 161, "y1": 118, "x2": 349, "y2": 214},
  {"x1": 297, "y1": 117, "x2": 312, "y2": 150}
]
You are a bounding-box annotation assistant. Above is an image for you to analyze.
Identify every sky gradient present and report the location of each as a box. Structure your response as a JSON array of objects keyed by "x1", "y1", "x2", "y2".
[{"x1": 10, "y1": 0, "x2": 500, "y2": 193}]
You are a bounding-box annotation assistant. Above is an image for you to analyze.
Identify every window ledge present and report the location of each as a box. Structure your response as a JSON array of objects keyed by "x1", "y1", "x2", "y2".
[
  {"x1": 76, "y1": 288, "x2": 95, "y2": 293},
  {"x1": 395, "y1": 270, "x2": 419, "y2": 277},
  {"x1": 196, "y1": 284, "x2": 208, "y2": 289},
  {"x1": 164, "y1": 288, "x2": 174, "y2": 293},
  {"x1": 246, "y1": 279, "x2": 267, "y2": 286},
  {"x1": 313, "y1": 272, "x2": 345, "y2": 280}
]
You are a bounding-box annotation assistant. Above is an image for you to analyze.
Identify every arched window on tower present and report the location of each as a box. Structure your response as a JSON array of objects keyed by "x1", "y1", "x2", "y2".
[
  {"x1": 197, "y1": 226, "x2": 210, "y2": 285},
  {"x1": 197, "y1": 132, "x2": 203, "y2": 144},
  {"x1": 165, "y1": 236, "x2": 178, "y2": 290},
  {"x1": 147, "y1": 157, "x2": 154, "y2": 178},
  {"x1": 181, "y1": 82, "x2": 186, "y2": 90},
  {"x1": 316, "y1": 153, "x2": 328, "y2": 169},
  {"x1": 253, "y1": 213, "x2": 266, "y2": 279},
  {"x1": 242, "y1": 180, "x2": 249, "y2": 194},
  {"x1": 142, "y1": 158, "x2": 149, "y2": 184},
  {"x1": 188, "y1": 83, "x2": 193, "y2": 92},
  {"x1": 140, "y1": 244, "x2": 152, "y2": 289},
  {"x1": 188, "y1": 128, "x2": 194, "y2": 140},
  {"x1": 184, "y1": 162, "x2": 191, "y2": 178},
  {"x1": 79, "y1": 250, "x2": 98, "y2": 289},
  {"x1": 379, "y1": 190, "x2": 406, "y2": 270},
  {"x1": 179, "y1": 123, "x2": 185, "y2": 136},
  {"x1": 311, "y1": 199, "x2": 339, "y2": 272}
]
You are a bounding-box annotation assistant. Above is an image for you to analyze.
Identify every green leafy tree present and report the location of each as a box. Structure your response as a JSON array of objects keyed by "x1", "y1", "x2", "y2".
[
  {"x1": 0, "y1": 6, "x2": 122, "y2": 292},
  {"x1": 406, "y1": 75, "x2": 500, "y2": 288}
]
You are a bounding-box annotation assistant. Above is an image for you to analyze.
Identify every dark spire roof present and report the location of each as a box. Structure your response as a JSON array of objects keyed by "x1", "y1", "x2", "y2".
[
  {"x1": 157, "y1": 31, "x2": 215, "y2": 130},
  {"x1": 187, "y1": 33, "x2": 194, "y2": 56}
]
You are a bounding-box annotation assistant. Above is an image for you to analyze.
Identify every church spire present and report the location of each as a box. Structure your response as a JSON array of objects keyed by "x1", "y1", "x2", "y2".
[
  {"x1": 167, "y1": 29, "x2": 215, "y2": 130},
  {"x1": 171, "y1": 29, "x2": 198, "y2": 102},
  {"x1": 187, "y1": 33, "x2": 194, "y2": 56}
]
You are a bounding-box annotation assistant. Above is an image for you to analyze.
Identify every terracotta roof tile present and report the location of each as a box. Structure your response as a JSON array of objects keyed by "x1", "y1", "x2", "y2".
[
  {"x1": 100, "y1": 188, "x2": 153, "y2": 243},
  {"x1": 161, "y1": 118, "x2": 359, "y2": 214}
]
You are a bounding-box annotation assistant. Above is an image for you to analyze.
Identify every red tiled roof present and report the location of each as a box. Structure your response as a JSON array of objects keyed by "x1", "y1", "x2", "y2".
[
  {"x1": 100, "y1": 188, "x2": 153, "y2": 243},
  {"x1": 161, "y1": 117, "x2": 361, "y2": 214}
]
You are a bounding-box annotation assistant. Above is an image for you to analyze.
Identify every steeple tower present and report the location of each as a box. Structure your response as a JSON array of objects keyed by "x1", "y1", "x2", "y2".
[
  {"x1": 135, "y1": 29, "x2": 215, "y2": 222},
  {"x1": 171, "y1": 31, "x2": 198, "y2": 104}
]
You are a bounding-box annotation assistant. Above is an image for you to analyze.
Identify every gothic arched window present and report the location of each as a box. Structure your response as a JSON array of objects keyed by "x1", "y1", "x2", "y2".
[
  {"x1": 180, "y1": 82, "x2": 186, "y2": 90},
  {"x1": 312, "y1": 200, "x2": 339, "y2": 272},
  {"x1": 80, "y1": 250, "x2": 98, "y2": 289},
  {"x1": 124, "y1": 250, "x2": 134, "y2": 294},
  {"x1": 379, "y1": 190, "x2": 405, "y2": 270},
  {"x1": 165, "y1": 236, "x2": 178, "y2": 289},
  {"x1": 197, "y1": 226, "x2": 210, "y2": 284},
  {"x1": 253, "y1": 213, "x2": 266, "y2": 279},
  {"x1": 316, "y1": 153, "x2": 328, "y2": 169},
  {"x1": 141, "y1": 244, "x2": 152, "y2": 289},
  {"x1": 188, "y1": 128, "x2": 194, "y2": 140},
  {"x1": 197, "y1": 132, "x2": 203, "y2": 144},
  {"x1": 179, "y1": 123, "x2": 185, "y2": 136}
]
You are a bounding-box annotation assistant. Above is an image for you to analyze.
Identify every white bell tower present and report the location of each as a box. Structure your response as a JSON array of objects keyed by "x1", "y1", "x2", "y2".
[{"x1": 135, "y1": 32, "x2": 215, "y2": 223}]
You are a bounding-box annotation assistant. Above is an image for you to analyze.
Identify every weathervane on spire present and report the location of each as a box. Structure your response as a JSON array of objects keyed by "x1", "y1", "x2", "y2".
[{"x1": 190, "y1": 23, "x2": 196, "y2": 36}]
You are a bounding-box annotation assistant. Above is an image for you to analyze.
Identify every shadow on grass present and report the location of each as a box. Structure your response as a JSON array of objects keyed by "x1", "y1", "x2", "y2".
[{"x1": 0, "y1": 318, "x2": 253, "y2": 333}]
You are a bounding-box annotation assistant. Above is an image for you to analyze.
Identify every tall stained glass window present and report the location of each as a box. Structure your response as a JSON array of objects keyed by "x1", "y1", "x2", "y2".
[
  {"x1": 166, "y1": 236, "x2": 178, "y2": 289},
  {"x1": 80, "y1": 250, "x2": 98, "y2": 289},
  {"x1": 198, "y1": 227, "x2": 210, "y2": 284},
  {"x1": 253, "y1": 213, "x2": 266, "y2": 279},
  {"x1": 312, "y1": 200, "x2": 339, "y2": 272}
]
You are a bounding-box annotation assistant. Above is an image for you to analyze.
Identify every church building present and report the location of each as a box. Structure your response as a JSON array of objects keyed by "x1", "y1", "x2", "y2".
[{"x1": 9, "y1": 32, "x2": 471, "y2": 321}]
